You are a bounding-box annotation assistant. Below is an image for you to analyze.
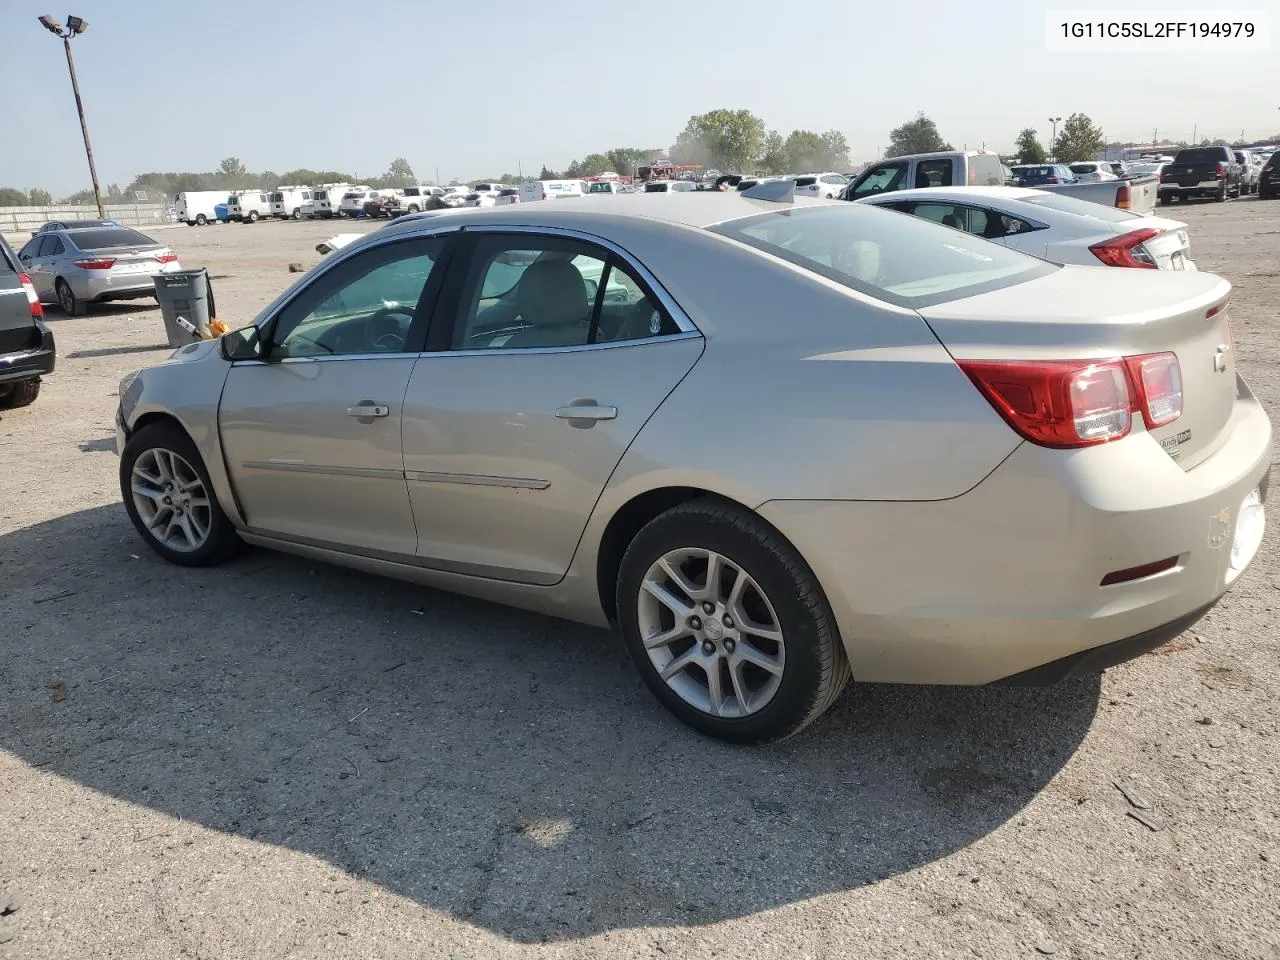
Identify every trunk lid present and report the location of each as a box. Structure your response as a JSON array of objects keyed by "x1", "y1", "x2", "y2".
[{"x1": 918, "y1": 265, "x2": 1235, "y2": 469}]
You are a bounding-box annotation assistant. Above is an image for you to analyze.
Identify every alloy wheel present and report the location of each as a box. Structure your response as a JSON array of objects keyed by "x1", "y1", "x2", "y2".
[
  {"x1": 637, "y1": 547, "x2": 786, "y2": 718},
  {"x1": 130, "y1": 448, "x2": 212, "y2": 553}
]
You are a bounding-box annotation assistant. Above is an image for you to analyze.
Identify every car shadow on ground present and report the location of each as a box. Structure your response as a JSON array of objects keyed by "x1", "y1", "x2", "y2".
[{"x1": 0, "y1": 505, "x2": 1100, "y2": 943}]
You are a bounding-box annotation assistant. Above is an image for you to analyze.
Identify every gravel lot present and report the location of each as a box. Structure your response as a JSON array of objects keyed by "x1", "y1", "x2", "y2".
[{"x1": 1, "y1": 203, "x2": 1277, "y2": 960}]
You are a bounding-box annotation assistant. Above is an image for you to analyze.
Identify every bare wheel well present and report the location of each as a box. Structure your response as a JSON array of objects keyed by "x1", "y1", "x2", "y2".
[{"x1": 596, "y1": 486, "x2": 743, "y2": 622}]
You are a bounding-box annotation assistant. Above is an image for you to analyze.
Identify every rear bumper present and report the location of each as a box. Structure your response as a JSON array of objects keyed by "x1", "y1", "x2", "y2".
[
  {"x1": 0, "y1": 322, "x2": 56, "y2": 383},
  {"x1": 758, "y1": 378, "x2": 1273, "y2": 685},
  {"x1": 72, "y1": 266, "x2": 179, "y2": 303},
  {"x1": 1160, "y1": 180, "x2": 1227, "y2": 197}
]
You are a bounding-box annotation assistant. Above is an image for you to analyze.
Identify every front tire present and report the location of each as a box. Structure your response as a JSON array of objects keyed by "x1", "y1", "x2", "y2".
[
  {"x1": 293, "y1": 208, "x2": 302, "y2": 220},
  {"x1": 120, "y1": 422, "x2": 243, "y2": 567},
  {"x1": 0, "y1": 379, "x2": 40, "y2": 409},
  {"x1": 616, "y1": 498, "x2": 850, "y2": 744},
  {"x1": 247, "y1": 210, "x2": 259, "y2": 223},
  {"x1": 195, "y1": 214, "x2": 207, "y2": 226}
]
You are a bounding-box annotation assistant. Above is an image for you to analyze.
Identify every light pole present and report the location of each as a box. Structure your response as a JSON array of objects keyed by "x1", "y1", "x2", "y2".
[
  {"x1": 38, "y1": 14, "x2": 104, "y2": 218},
  {"x1": 1048, "y1": 116, "x2": 1062, "y2": 162}
]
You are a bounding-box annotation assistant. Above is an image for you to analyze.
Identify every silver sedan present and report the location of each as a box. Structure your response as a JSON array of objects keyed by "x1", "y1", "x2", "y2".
[
  {"x1": 18, "y1": 225, "x2": 182, "y2": 315},
  {"x1": 115, "y1": 193, "x2": 1271, "y2": 743}
]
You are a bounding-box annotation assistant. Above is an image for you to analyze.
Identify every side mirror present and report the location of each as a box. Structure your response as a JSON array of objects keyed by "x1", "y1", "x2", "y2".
[{"x1": 221, "y1": 324, "x2": 266, "y2": 362}]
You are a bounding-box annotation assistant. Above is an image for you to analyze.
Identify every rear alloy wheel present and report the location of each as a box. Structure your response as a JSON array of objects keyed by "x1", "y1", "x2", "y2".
[
  {"x1": 195, "y1": 214, "x2": 207, "y2": 226},
  {"x1": 617, "y1": 499, "x2": 850, "y2": 743},
  {"x1": 293, "y1": 208, "x2": 303, "y2": 220},
  {"x1": 120, "y1": 422, "x2": 242, "y2": 567},
  {"x1": 55, "y1": 278, "x2": 83, "y2": 316},
  {"x1": 0, "y1": 379, "x2": 40, "y2": 409}
]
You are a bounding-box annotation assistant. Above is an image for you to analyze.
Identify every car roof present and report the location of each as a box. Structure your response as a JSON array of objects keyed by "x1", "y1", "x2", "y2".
[{"x1": 856, "y1": 186, "x2": 1051, "y2": 203}]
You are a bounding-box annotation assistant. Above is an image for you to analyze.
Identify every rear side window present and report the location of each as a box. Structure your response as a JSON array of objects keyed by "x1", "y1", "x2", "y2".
[
  {"x1": 915, "y1": 160, "x2": 953, "y2": 188},
  {"x1": 710, "y1": 204, "x2": 1054, "y2": 309},
  {"x1": 69, "y1": 228, "x2": 153, "y2": 250}
]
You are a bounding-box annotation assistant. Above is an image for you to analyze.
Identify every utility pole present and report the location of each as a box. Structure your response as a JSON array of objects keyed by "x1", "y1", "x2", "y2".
[
  {"x1": 1048, "y1": 116, "x2": 1062, "y2": 162},
  {"x1": 38, "y1": 15, "x2": 103, "y2": 218}
]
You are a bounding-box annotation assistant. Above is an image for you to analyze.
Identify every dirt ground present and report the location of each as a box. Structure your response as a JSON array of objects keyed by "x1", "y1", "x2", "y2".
[{"x1": 1, "y1": 203, "x2": 1278, "y2": 960}]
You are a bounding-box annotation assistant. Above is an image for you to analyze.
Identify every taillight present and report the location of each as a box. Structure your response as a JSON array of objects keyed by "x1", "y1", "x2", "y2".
[
  {"x1": 1089, "y1": 228, "x2": 1161, "y2": 269},
  {"x1": 74, "y1": 258, "x2": 116, "y2": 270},
  {"x1": 1216, "y1": 164, "x2": 1226, "y2": 177},
  {"x1": 1124, "y1": 352, "x2": 1182, "y2": 428},
  {"x1": 155, "y1": 252, "x2": 178, "y2": 263},
  {"x1": 959, "y1": 353, "x2": 1183, "y2": 449},
  {"x1": 1047, "y1": 176, "x2": 1060, "y2": 184},
  {"x1": 1116, "y1": 183, "x2": 1131, "y2": 209},
  {"x1": 18, "y1": 273, "x2": 43, "y2": 320}
]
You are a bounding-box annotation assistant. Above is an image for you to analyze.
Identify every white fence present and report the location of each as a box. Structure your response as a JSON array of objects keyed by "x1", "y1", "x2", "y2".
[{"x1": 0, "y1": 202, "x2": 173, "y2": 237}]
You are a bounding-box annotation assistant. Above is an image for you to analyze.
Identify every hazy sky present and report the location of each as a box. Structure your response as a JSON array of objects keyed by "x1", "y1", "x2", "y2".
[{"x1": 2, "y1": 0, "x2": 1275, "y2": 195}]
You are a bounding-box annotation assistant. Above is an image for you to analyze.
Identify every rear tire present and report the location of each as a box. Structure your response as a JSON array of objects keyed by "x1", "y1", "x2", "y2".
[
  {"x1": 293, "y1": 208, "x2": 302, "y2": 220},
  {"x1": 616, "y1": 498, "x2": 851, "y2": 744},
  {"x1": 195, "y1": 214, "x2": 207, "y2": 226},
  {"x1": 407, "y1": 204, "x2": 420, "y2": 214},
  {"x1": 0, "y1": 379, "x2": 40, "y2": 409},
  {"x1": 1217, "y1": 184, "x2": 1228, "y2": 202},
  {"x1": 55, "y1": 278, "x2": 83, "y2": 317},
  {"x1": 120, "y1": 421, "x2": 244, "y2": 568},
  {"x1": 247, "y1": 210, "x2": 259, "y2": 223}
]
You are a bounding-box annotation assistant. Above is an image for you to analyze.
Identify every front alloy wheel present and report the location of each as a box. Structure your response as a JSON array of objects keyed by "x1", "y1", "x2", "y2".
[{"x1": 130, "y1": 448, "x2": 212, "y2": 553}]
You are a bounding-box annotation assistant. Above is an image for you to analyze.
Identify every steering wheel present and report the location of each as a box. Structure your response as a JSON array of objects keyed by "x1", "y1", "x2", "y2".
[{"x1": 362, "y1": 307, "x2": 413, "y2": 351}]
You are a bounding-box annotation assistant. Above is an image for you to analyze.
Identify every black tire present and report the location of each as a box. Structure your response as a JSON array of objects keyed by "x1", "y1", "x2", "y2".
[
  {"x1": 293, "y1": 208, "x2": 302, "y2": 220},
  {"x1": 1216, "y1": 184, "x2": 1228, "y2": 202},
  {"x1": 616, "y1": 498, "x2": 851, "y2": 744},
  {"x1": 119, "y1": 421, "x2": 244, "y2": 568},
  {"x1": 186, "y1": 219, "x2": 197, "y2": 226},
  {"x1": 55, "y1": 278, "x2": 83, "y2": 316},
  {"x1": 247, "y1": 210, "x2": 259, "y2": 223},
  {"x1": 407, "y1": 204, "x2": 420, "y2": 214},
  {"x1": 0, "y1": 379, "x2": 40, "y2": 409},
  {"x1": 195, "y1": 214, "x2": 207, "y2": 226}
]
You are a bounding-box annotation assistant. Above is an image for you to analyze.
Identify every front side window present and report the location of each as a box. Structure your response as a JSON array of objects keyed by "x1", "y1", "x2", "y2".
[
  {"x1": 269, "y1": 238, "x2": 447, "y2": 359},
  {"x1": 850, "y1": 162, "x2": 908, "y2": 199},
  {"x1": 452, "y1": 235, "x2": 679, "y2": 351},
  {"x1": 710, "y1": 205, "x2": 1054, "y2": 309}
]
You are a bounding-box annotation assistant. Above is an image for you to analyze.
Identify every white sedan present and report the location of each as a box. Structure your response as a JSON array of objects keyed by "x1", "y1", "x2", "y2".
[{"x1": 856, "y1": 186, "x2": 1195, "y2": 271}]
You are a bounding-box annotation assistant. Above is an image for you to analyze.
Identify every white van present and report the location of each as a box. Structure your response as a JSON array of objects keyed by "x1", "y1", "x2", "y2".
[
  {"x1": 227, "y1": 190, "x2": 271, "y2": 223},
  {"x1": 518, "y1": 179, "x2": 587, "y2": 202},
  {"x1": 311, "y1": 183, "x2": 351, "y2": 219},
  {"x1": 471, "y1": 182, "x2": 505, "y2": 198},
  {"x1": 175, "y1": 190, "x2": 228, "y2": 226},
  {"x1": 269, "y1": 186, "x2": 313, "y2": 219}
]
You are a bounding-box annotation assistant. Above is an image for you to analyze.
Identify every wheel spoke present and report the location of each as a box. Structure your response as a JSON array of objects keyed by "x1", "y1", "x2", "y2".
[
  {"x1": 659, "y1": 647, "x2": 699, "y2": 682},
  {"x1": 153, "y1": 451, "x2": 174, "y2": 485},
  {"x1": 736, "y1": 640, "x2": 784, "y2": 676},
  {"x1": 737, "y1": 618, "x2": 783, "y2": 644},
  {"x1": 705, "y1": 659, "x2": 726, "y2": 716},
  {"x1": 177, "y1": 513, "x2": 199, "y2": 549},
  {"x1": 146, "y1": 504, "x2": 173, "y2": 531},
  {"x1": 726, "y1": 565, "x2": 748, "y2": 612},
  {"x1": 643, "y1": 622, "x2": 691, "y2": 650},
  {"x1": 131, "y1": 482, "x2": 166, "y2": 506},
  {"x1": 641, "y1": 577, "x2": 695, "y2": 618},
  {"x1": 186, "y1": 495, "x2": 210, "y2": 510},
  {"x1": 701, "y1": 551, "x2": 723, "y2": 602},
  {"x1": 133, "y1": 462, "x2": 164, "y2": 486},
  {"x1": 729, "y1": 660, "x2": 753, "y2": 713},
  {"x1": 657, "y1": 557, "x2": 700, "y2": 603}
]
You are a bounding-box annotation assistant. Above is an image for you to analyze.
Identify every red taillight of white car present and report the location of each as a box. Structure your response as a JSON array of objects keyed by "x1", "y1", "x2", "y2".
[
  {"x1": 155, "y1": 252, "x2": 178, "y2": 263},
  {"x1": 1089, "y1": 227, "x2": 1161, "y2": 268},
  {"x1": 959, "y1": 353, "x2": 1184, "y2": 449},
  {"x1": 74, "y1": 258, "x2": 117, "y2": 270},
  {"x1": 18, "y1": 273, "x2": 43, "y2": 320}
]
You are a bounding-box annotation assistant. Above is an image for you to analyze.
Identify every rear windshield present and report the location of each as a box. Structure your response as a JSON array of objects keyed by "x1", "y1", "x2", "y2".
[
  {"x1": 1018, "y1": 191, "x2": 1139, "y2": 223},
  {"x1": 1068, "y1": 164, "x2": 1097, "y2": 173},
  {"x1": 1174, "y1": 148, "x2": 1227, "y2": 163},
  {"x1": 1013, "y1": 166, "x2": 1054, "y2": 177},
  {"x1": 644, "y1": 182, "x2": 669, "y2": 192},
  {"x1": 588, "y1": 182, "x2": 614, "y2": 193},
  {"x1": 269, "y1": 192, "x2": 283, "y2": 202},
  {"x1": 69, "y1": 227, "x2": 154, "y2": 250},
  {"x1": 403, "y1": 188, "x2": 421, "y2": 196},
  {"x1": 498, "y1": 189, "x2": 519, "y2": 196},
  {"x1": 709, "y1": 205, "x2": 1054, "y2": 309},
  {"x1": 793, "y1": 176, "x2": 818, "y2": 187}
]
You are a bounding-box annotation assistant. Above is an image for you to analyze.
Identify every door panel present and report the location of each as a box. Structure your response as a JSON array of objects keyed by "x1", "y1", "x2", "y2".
[
  {"x1": 403, "y1": 338, "x2": 702, "y2": 583},
  {"x1": 219, "y1": 358, "x2": 418, "y2": 555}
]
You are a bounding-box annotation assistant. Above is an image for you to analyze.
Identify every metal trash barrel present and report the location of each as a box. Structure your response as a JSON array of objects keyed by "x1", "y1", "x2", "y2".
[{"x1": 153, "y1": 269, "x2": 217, "y2": 347}]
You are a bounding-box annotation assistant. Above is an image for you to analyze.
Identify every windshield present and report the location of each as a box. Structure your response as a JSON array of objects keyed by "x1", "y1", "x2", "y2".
[
  {"x1": 1127, "y1": 163, "x2": 1162, "y2": 176},
  {"x1": 588, "y1": 182, "x2": 613, "y2": 193},
  {"x1": 644, "y1": 182, "x2": 669, "y2": 192},
  {"x1": 1018, "y1": 192, "x2": 1143, "y2": 223},
  {"x1": 1175, "y1": 148, "x2": 1226, "y2": 164},
  {"x1": 70, "y1": 227, "x2": 155, "y2": 250},
  {"x1": 709, "y1": 205, "x2": 1054, "y2": 309}
]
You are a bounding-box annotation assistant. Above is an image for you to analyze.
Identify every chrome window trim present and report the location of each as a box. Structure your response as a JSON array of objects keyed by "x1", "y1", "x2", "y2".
[{"x1": 458, "y1": 223, "x2": 700, "y2": 335}]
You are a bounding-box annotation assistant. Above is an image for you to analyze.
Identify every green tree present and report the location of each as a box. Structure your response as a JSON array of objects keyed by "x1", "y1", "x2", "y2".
[
  {"x1": 672, "y1": 109, "x2": 765, "y2": 172},
  {"x1": 605, "y1": 147, "x2": 661, "y2": 176},
  {"x1": 886, "y1": 113, "x2": 952, "y2": 157},
  {"x1": 381, "y1": 157, "x2": 416, "y2": 188},
  {"x1": 257, "y1": 170, "x2": 279, "y2": 189},
  {"x1": 820, "y1": 130, "x2": 851, "y2": 170},
  {"x1": 28, "y1": 188, "x2": 53, "y2": 205},
  {"x1": 1014, "y1": 128, "x2": 1046, "y2": 164},
  {"x1": 758, "y1": 130, "x2": 787, "y2": 174},
  {"x1": 782, "y1": 130, "x2": 826, "y2": 172},
  {"x1": 61, "y1": 188, "x2": 97, "y2": 204},
  {"x1": 0, "y1": 187, "x2": 28, "y2": 206},
  {"x1": 1053, "y1": 113, "x2": 1105, "y2": 162},
  {"x1": 538, "y1": 165, "x2": 559, "y2": 180},
  {"x1": 218, "y1": 156, "x2": 247, "y2": 181},
  {"x1": 576, "y1": 153, "x2": 613, "y2": 176}
]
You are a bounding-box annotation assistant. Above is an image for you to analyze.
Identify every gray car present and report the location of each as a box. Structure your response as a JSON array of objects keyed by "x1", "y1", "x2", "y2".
[
  {"x1": 18, "y1": 226, "x2": 182, "y2": 315},
  {"x1": 115, "y1": 193, "x2": 1271, "y2": 743}
]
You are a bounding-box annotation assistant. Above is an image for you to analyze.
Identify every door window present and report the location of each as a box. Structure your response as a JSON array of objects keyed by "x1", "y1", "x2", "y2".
[
  {"x1": 850, "y1": 162, "x2": 908, "y2": 199},
  {"x1": 269, "y1": 237, "x2": 448, "y2": 359},
  {"x1": 915, "y1": 160, "x2": 954, "y2": 188},
  {"x1": 452, "y1": 235, "x2": 678, "y2": 351},
  {"x1": 46, "y1": 237, "x2": 65, "y2": 256}
]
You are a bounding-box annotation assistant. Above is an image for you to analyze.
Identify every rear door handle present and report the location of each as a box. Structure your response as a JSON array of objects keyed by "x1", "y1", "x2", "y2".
[
  {"x1": 347, "y1": 401, "x2": 389, "y2": 418},
  {"x1": 555, "y1": 402, "x2": 617, "y2": 422}
]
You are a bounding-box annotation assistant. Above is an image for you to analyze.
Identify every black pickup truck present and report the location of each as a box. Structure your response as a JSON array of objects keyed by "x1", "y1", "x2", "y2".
[
  {"x1": 0, "y1": 233, "x2": 55, "y2": 409},
  {"x1": 1158, "y1": 146, "x2": 1242, "y2": 203}
]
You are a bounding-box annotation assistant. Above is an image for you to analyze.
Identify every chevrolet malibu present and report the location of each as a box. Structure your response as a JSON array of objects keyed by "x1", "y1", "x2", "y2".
[{"x1": 115, "y1": 194, "x2": 1271, "y2": 743}]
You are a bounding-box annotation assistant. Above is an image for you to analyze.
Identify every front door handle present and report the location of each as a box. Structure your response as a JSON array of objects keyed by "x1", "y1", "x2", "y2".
[
  {"x1": 555, "y1": 404, "x2": 619, "y2": 422},
  {"x1": 347, "y1": 401, "x2": 389, "y2": 418}
]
